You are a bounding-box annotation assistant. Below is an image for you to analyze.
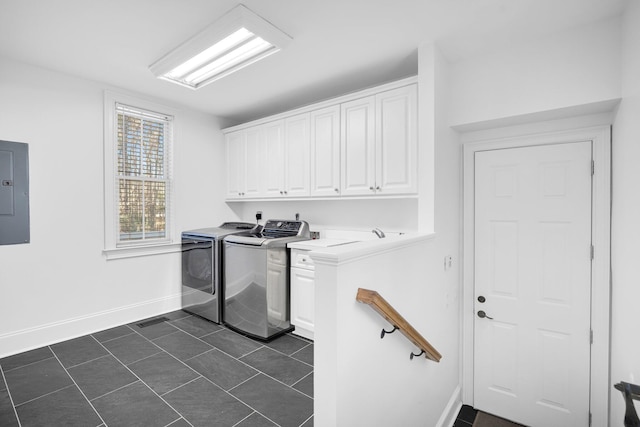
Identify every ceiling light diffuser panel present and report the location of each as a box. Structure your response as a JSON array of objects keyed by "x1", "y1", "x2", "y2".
[{"x1": 149, "y1": 4, "x2": 292, "y2": 89}]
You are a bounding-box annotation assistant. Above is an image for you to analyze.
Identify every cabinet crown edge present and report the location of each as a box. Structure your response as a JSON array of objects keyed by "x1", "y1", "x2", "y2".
[{"x1": 223, "y1": 76, "x2": 418, "y2": 134}]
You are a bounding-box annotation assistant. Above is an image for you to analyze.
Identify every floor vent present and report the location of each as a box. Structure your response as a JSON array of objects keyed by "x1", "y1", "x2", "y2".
[{"x1": 136, "y1": 317, "x2": 169, "y2": 328}]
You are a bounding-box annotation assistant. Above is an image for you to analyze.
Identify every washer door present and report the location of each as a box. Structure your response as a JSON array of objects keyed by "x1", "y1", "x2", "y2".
[{"x1": 182, "y1": 236, "x2": 214, "y2": 294}]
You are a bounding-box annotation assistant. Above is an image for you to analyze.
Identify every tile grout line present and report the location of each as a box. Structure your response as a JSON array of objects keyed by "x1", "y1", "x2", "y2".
[
  {"x1": 298, "y1": 413, "x2": 313, "y2": 427},
  {"x1": 65, "y1": 353, "x2": 112, "y2": 370},
  {"x1": 4, "y1": 313, "x2": 314, "y2": 427},
  {"x1": 94, "y1": 331, "x2": 135, "y2": 344},
  {"x1": 124, "y1": 349, "x2": 165, "y2": 367},
  {"x1": 159, "y1": 375, "x2": 204, "y2": 398},
  {"x1": 12, "y1": 383, "x2": 76, "y2": 408},
  {"x1": 115, "y1": 319, "x2": 270, "y2": 426},
  {"x1": 0, "y1": 363, "x2": 23, "y2": 427},
  {"x1": 219, "y1": 358, "x2": 314, "y2": 425},
  {"x1": 48, "y1": 347, "x2": 108, "y2": 427},
  {"x1": 167, "y1": 334, "x2": 307, "y2": 427},
  {"x1": 165, "y1": 417, "x2": 193, "y2": 427},
  {"x1": 290, "y1": 370, "x2": 314, "y2": 399},
  {"x1": 89, "y1": 334, "x2": 184, "y2": 427},
  {"x1": 231, "y1": 410, "x2": 282, "y2": 427},
  {"x1": 88, "y1": 379, "x2": 140, "y2": 402},
  {"x1": 236, "y1": 347, "x2": 314, "y2": 392},
  {"x1": 157, "y1": 357, "x2": 263, "y2": 426},
  {"x1": 227, "y1": 366, "x2": 314, "y2": 402},
  {"x1": 226, "y1": 372, "x2": 261, "y2": 394},
  {"x1": 162, "y1": 321, "x2": 268, "y2": 360},
  {"x1": 222, "y1": 370, "x2": 306, "y2": 427},
  {"x1": 230, "y1": 412, "x2": 257, "y2": 427},
  {"x1": 1, "y1": 354, "x2": 56, "y2": 374}
]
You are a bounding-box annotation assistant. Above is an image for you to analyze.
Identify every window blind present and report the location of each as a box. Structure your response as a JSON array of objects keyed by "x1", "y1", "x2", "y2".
[{"x1": 115, "y1": 103, "x2": 172, "y2": 243}]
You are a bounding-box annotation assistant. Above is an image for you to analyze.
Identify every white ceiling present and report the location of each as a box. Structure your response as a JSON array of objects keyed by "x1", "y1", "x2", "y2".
[{"x1": 0, "y1": 0, "x2": 627, "y2": 125}]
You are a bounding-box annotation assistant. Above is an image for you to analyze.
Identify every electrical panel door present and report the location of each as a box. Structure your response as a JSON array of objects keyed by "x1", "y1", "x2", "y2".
[{"x1": 0, "y1": 140, "x2": 29, "y2": 245}]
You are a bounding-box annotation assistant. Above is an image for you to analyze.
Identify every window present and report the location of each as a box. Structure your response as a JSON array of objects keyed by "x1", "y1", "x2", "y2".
[
  {"x1": 116, "y1": 104, "x2": 171, "y2": 243},
  {"x1": 103, "y1": 92, "x2": 177, "y2": 258}
]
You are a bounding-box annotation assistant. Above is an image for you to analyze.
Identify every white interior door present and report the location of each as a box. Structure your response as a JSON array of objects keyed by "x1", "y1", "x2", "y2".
[{"x1": 473, "y1": 141, "x2": 592, "y2": 427}]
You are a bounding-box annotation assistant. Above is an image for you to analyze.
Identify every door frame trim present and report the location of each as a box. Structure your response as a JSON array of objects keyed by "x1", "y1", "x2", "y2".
[{"x1": 462, "y1": 125, "x2": 611, "y2": 426}]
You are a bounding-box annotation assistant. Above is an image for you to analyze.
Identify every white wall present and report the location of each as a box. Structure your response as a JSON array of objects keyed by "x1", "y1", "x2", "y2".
[
  {"x1": 449, "y1": 16, "x2": 621, "y2": 127},
  {"x1": 228, "y1": 198, "x2": 419, "y2": 234},
  {"x1": 314, "y1": 235, "x2": 461, "y2": 426},
  {"x1": 611, "y1": 1, "x2": 640, "y2": 425},
  {"x1": 0, "y1": 57, "x2": 235, "y2": 357}
]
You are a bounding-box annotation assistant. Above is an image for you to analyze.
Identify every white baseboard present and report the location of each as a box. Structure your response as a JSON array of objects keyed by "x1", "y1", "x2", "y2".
[
  {"x1": 436, "y1": 384, "x2": 463, "y2": 427},
  {"x1": 0, "y1": 293, "x2": 182, "y2": 358}
]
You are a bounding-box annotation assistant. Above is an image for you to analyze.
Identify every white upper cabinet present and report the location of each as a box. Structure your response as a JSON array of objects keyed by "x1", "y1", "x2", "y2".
[
  {"x1": 310, "y1": 106, "x2": 341, "y2": 197},
  {"x1": 224, "y1": 78, "x2": 417, "y2": 200},
  {"x1": 340, "y1": 97, "x2": 376, "y2": 196},
  {"x1": 225, "y1": 130, "x2": 247, "y2": 199},
  {"x1": 244, "y1": 126, "x2": 264, "y2": 198},
  {"x1": 341, "y1": 85, "x2": 417, "y2": 196},
  {"x1": 262, "y1": 120, "x2": 285, "y2": 197},
  {"x1": 225, "y1": 126, "x2": 266, "y2": 199},
  {"x1": 375, "y1": 85, "x2": 418, "y2": 195},
  {"x1": 284, "y1": 113, "x2": 311, "y2": 197}
]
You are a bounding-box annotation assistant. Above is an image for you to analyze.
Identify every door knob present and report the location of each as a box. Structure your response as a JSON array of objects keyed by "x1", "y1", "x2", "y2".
[
  {"x1": 477, "y1": 310, "x2": 493, "y2": 320},
  {"x1": 477, "y1": 296, "x2": 486, "y2": 303}
]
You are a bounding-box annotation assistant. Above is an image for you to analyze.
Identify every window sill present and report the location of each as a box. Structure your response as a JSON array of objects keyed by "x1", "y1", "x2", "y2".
[{"x1": 103, "y1": 242, "x2": 181, "y2": 260}]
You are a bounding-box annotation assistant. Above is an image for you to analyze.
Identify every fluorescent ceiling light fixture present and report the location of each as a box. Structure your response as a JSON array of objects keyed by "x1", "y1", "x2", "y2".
[{"x1": 150, "y1": 4, "x2": 292, "y2": 89}]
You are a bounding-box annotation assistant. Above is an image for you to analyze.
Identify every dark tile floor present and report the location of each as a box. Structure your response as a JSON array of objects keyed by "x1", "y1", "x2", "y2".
[
  {"x1": 0, "y1": 310, "x2": 314, "y2": 427},
  {"x1": 454, "y1": 404, "x2": 478, "y2": 426}
]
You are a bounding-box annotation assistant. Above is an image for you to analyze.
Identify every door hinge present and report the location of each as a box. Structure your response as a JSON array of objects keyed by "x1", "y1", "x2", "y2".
[
  {"x1": 589, "y1": 411, "x2": 592, "y2": 426},
  {"x1": 591, "y1": 160, "x2": 595, "y2": 176},
  {"x1": 591, "y1": 244, "x2": 594, "y2": 260},
  {"x1": 590, "y1": 329, "x2": 593, "y2": 344}
]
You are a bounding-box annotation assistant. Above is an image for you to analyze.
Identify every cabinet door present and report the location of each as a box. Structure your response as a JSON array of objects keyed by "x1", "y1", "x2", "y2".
[
  {"x1": 267, "y1": 261, "x2": 288, "y2": 323},
  {"x1": 263, "y1": 120, "x2": 285, "y2": 197},
  {"x1": 244, "y1": 126, "x2": 264, "y2": 198},
  {"x1": 291, "y1": 267, "x2": 315, "y2": 340},
  {"x1": 310, "y1": 106, "x2": 341, "y2": 197},
  {"x1": 375, "y1": 85, "x2": 417, "y2": 194},
  {"x1": 341, "y1": 96, "x2": 376, "y2": 196},
  {"x1": 225, "y1": 131, "x2": 246, "y2": 199},
  {"x1": 284, "y1": 113, "x2": 310, "y2": 197}
]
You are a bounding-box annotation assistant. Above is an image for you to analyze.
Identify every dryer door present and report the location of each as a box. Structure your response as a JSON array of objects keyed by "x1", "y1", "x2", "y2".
[{"x1": 182, "y1": 236, "x2": 214, "y2": 294}]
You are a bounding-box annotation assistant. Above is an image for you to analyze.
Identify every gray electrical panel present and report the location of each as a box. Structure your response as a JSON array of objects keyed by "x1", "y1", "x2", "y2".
[{"x1": 0, "y1": 140, "x2": 30, "y2": 245}]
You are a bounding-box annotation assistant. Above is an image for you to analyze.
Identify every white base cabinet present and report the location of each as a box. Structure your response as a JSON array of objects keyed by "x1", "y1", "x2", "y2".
[{"x1": 290, "y1": 249, "x2": 315, "y2": 340}]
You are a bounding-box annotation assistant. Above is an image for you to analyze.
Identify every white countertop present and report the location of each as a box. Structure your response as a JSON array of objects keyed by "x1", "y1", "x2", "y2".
[{"x1": 287, "y1": 238, "x2": 359, "y2": 250}]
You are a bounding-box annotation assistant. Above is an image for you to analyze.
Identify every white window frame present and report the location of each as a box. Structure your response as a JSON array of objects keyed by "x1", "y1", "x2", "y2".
[{"x1": 103, "y1": 91, "x2": 179, "y2": 259}]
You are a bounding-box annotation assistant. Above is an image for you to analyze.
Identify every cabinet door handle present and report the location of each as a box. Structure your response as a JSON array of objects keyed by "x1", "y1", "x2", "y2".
[
  {"x1": 334, "y1": 188, "x2": 339, "y2": 193},
  {"x1": 376, "y1": 186, "x2": 381, "y2": 191},
  {"x1": 369, "y1": 186, "x2": 375, "y2": 191}
]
